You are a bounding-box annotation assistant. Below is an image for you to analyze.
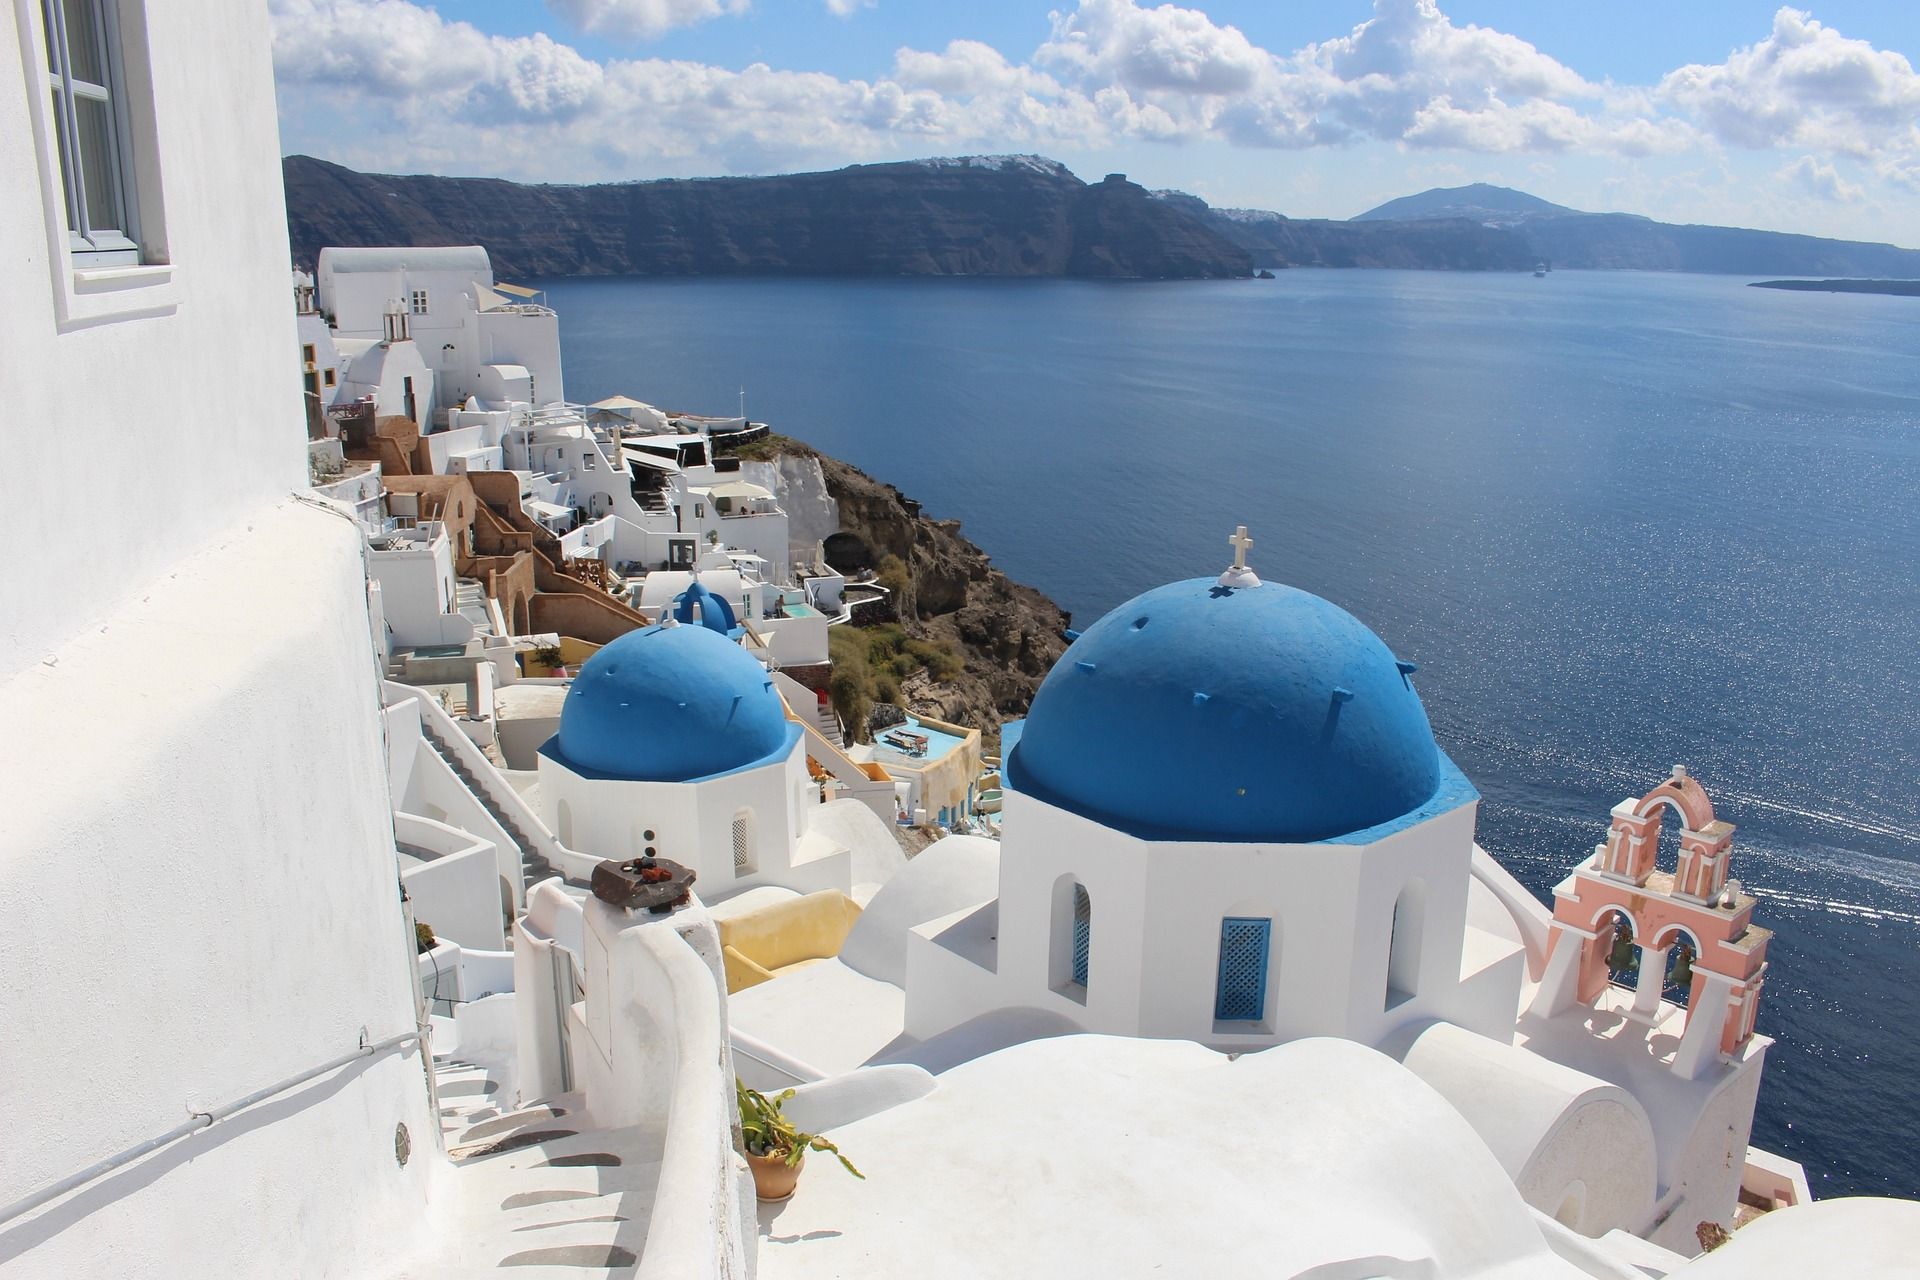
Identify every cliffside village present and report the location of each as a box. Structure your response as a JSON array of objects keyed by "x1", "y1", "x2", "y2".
[{"x1": 298, "y1": 246, "x2": 990, "y2": 853}]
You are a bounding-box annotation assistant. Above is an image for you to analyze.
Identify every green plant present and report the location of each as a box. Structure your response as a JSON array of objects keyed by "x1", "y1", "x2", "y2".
[
  {"x1": 415, "y1": 921, "x2": 436, "y2": 954},
  {"x1": 736, "y1": 1080, "x2": 863, "y2": 1178},
  {"x1": 530, "y1": 643, "x2": 563, "y2": 668},
  {"x1": 876, "y1": 554, "x2": 910, "y2": 600},
  {"x1": 828, "y1": 627, "x2": 876, "y2": 741},
  {"x1": 905, "y1": 638, "x2": 964, "y2": 682}
]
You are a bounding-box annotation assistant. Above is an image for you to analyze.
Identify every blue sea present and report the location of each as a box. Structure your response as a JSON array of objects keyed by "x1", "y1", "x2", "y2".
[{"x1": 540, "y1": 269, "x2": 1920, "y2": 1200}]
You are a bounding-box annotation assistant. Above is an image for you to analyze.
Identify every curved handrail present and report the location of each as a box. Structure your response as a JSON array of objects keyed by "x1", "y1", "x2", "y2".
[
  {"x1": 633, "y1": 921, "x2": 749, "y2": 1280},
  {"x1": 0, "y1": 1030, "x2": 422, "y2": 1228}
]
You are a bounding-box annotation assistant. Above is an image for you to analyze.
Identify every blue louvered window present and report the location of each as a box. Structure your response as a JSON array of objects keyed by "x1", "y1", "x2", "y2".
[
  {"x1": 1215, "y1": 917, "x2": 1271, "y2": 1022},
  {"x1": 1071, "y1": 884, "x2": 1092, "y2": 988}
]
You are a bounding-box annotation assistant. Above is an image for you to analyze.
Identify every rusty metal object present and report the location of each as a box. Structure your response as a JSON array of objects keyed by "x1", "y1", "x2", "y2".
[{"x1": 591, "y1": 856, "x2": 696, "y2": 913}]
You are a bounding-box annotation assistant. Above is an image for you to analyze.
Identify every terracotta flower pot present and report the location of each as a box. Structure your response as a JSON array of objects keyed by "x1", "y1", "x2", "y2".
[{"x1": 748, "y1": 1149, "x2": 804, "y2": 1202}]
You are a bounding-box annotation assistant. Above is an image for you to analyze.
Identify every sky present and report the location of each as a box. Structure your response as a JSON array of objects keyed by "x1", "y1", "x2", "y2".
[{"x1": 270, "y1": 1, "x2": 1920, "y2": 243}]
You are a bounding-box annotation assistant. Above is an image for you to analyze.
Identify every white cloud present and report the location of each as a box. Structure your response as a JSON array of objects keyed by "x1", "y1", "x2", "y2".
[
  {"x1": 268, "y1": 0, "x2": 1920, "y2": 227},
  {"x1": 893, "y1": 40, "x2": 1061, "y2": 97},
  {"x1": 1038, "y1": 0, "x2": 1268, "y2": 97},
  {"x1": 1778, "y1": 154, "x2": 1863, "y2": 202},
  {"x1": 1660, "y1": 8, "x2": 1920, "y2": 156},
  {"x1": 547, "y1": 0, "x2": 748, "y2": 42},
  {"x1": 824, "y1": 0, "x2": 875, "y2": 16}
]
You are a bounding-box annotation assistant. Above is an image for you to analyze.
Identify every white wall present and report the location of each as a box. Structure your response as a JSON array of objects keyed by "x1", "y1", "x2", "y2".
[
  {"x1": 0, "y1": 2, "x2": 316, "y2": 674},
  {"x1": 396, "y1": 813, "x2": 507, "y2": 951},
  {"x1": 340, "y1": 339, "x2": 434, "y2": 429},
  {"x1": 475, "y1": 308, "x2": 563, "y2": 405},
  {"x1": 909, "y1": 790, "x2": 1523, "y2": 1054},
  {"x1": 0, "y1": 5, "x2": 437, "y2": 1271},
  {"x1": 0, "y1": 505, "x2": 437, "y2": 1276},
  {"x1": 369, "y1": 534, "x2": 471, "y2": 649},
  {"x1": 535, "y1": 738, "x2": 852, "y2": 901}
]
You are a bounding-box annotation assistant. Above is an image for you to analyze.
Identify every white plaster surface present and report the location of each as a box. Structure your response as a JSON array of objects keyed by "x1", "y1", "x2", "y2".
[
  {"x1": 1393, "y1": 1021, "x2": 1657, "y2": 1237},
  {"x1": 0, "y1": 502, "x2": 436, "y2": 1276},
  {"x1": 1671, "y1": 1197, "x2": 1920, "y2": 1279},
  {"x1": 756, "y1": 1034, "x2": 1592, "y2": 1279},
  {"x1": 729, "y1": 961, "x2": 907, "y2": 1082},
  {"x1": 0, "y1": 2, "x2": 313, "y2": 674},
  {"x1": 837, "y1": 835, "x2": 998, "y2": 985}
]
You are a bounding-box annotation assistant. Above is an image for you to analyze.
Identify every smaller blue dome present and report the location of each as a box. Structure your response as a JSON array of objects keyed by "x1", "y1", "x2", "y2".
[
  {"x1": 673, "y1": 580, "x2": 737, "y2": 634},
  {"x1": 550, "y1": 623, "x2": 791, "y2": 782}
]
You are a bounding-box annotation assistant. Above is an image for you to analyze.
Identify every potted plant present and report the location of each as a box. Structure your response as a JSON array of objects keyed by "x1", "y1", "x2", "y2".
[{"x1": 736, "y1": 1080, "x2": 862, "y2": 1203}]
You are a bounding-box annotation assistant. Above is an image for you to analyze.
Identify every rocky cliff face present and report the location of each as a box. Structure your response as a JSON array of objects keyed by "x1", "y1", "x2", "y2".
[
  {"x1": 754, "y1": 439, "x2": 1070, "y2": 735},
  {"x1": 284, "y1": 155, "x2": 1251, "y2": 281}
]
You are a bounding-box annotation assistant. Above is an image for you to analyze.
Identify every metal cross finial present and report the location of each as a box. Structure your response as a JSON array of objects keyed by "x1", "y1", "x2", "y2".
[{"x1": 1228, "y1": 525, "x2": 1254, "y2": 571}]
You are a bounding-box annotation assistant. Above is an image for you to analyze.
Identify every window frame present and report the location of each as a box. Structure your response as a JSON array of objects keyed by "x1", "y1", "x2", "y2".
[
  {"x1": 411, "y1": 289, "x2": 429, "y2": 315},
  {"x1": 19, "y1": 0, "x2": 174, "y2": 327},
  {"x1": 41, "y1": 0, "x2": 140, "y2": 263},
  {"x1": 1214, "y1": 916, "x2": 1273, "y2": 1024}
]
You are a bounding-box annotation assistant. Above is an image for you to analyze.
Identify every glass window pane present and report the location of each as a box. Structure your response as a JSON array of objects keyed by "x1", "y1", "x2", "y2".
[
  {"x1": 49, "y1": 90, "x2": 80, "y2": 232},
  {"x1": 61, "y1": 0, "x2": 105, "y2": 85},
  {"x1": 74, "y1": 93, "x2": 123, "y2": 234}
]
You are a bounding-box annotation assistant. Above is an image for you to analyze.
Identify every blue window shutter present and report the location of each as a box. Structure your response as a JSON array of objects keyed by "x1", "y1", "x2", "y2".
[
  {"x1": 1071, "y1": 884, "x2": 1092, "y2": 987},
  {"x1": 1215, "y1": 918, "x2": 1271, "y2": 1021}
]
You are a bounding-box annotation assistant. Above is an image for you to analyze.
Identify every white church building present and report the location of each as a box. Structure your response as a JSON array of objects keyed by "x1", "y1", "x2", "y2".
[{"x1": 707, "y1": 532, "x2": 1794, "y2": 1256}]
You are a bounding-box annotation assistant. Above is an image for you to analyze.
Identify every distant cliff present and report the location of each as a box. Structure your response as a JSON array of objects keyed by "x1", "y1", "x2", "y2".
[
  {"x1": 1151, "y1": 193, "x2": 1536, "y2": 270},
  {"x1": 283, "y1": 155, "x2": 1251, "y2": 281},
  {"x1": 1320, "y1": 182, "x2": 1920, "y2": 276}
]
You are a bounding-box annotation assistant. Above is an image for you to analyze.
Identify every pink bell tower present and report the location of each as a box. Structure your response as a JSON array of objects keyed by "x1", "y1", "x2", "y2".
[{"x1": 1530, "y1": 767, "x2": 1771, "y2": 1078}]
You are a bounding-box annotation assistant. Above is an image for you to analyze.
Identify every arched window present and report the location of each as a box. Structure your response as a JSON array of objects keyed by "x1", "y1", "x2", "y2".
[
  {"x1": 731, "y1": 810, "x2": 754, "y2": 876},
  {"x1": 1603, "y1": 910, "x2": 1638, "y2": 988},
  {"x1": 1071, "y1": 884, "x2": 1092, "y2": 988},
  {"x1": 1655, "y1": 924, "x2": 1702, "y2": 1008},
  {"x1": 1050, "y1": 875, "x2": 1091, "y2": 1003},
  {"x1": 1215, "y1": 917, "x2": 1272, "y2": 1023},
  {"x1": 1386, "y1": 880, "x2": 1427, "y2": 1010}
]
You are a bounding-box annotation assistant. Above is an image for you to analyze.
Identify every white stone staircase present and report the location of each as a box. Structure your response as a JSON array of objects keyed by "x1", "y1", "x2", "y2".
[
  {"x1": 454, "y1": 578, "x2": 495, "y2": 635},
  {"x1": 380, "y1": 1055, "x2": 666, "y2": 1278}
]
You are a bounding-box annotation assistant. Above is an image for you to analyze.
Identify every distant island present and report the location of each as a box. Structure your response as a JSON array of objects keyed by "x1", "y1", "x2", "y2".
[
  {"x1": 1749, "y1": 279, "x2": 1920, "y2": 296},
  {"x1": 283, "y1": 157, "x2": 1920, "y2": 282}
]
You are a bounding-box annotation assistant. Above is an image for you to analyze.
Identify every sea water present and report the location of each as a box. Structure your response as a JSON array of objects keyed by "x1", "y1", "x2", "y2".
[{"x1": 541, "y1": 269, "x2": 1920, "y2": 1198}]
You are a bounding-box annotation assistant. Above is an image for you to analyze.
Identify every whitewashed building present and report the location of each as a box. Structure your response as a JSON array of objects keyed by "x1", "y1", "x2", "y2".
[
  {"x1": 0, "y1": 3, "x2": 438, "y2": 1273},
  {"x1": 316, "y1": 245, "x2": 566, "y2": 411}
]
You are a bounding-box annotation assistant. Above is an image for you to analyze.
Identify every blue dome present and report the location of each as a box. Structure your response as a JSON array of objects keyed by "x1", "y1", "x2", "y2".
[
  {"x1": 673, "y1": 581, "x2": 737, "y2": 634},
  {"x1": 550, "y1": 622, "x2": 792, "y2": 782},
  {"x1": 1008, "y1": 578, "x2": 1441, "y2": 842}
]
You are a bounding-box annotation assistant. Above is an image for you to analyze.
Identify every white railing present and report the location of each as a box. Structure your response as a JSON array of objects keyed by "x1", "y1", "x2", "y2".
[
  {"x1": 0, "y1": 1029, "x2": 423, "y2": 1229},
  {"x1": 627, "y1": 916, "x2": 751, "y2": 1280},
  {"x1": 384, "y1": 681, "x2": 601, "y2": 884}
]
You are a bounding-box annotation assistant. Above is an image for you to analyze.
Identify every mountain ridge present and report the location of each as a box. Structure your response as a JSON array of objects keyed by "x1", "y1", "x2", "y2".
[
  {"x1": 1353, "y1": 183, "x2": 1579, "y2": 224},
  {"x1": 282, "y1": 154, "x2": 1251, "y2": 281},
  {"x1": 284, "y1": 155, "x2": 1920, "y2": 280}
]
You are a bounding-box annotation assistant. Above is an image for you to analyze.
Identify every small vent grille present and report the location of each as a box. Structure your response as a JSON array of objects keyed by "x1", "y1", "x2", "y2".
[
  {"x1": 1215, "y1": 917, "x2": 1271, "y2": 1022},
  {"x1": 1071, "y1": 885, "x2": 1092, "y2": 988},
  {"x1": 731, "y1": 816, "x2": 750, "y2": 874}
]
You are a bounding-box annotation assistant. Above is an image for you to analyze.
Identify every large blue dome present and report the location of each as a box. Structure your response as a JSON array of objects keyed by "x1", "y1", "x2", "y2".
[
  {"x1": 1007, "y1": 578, "x2": 1442, "y2": 842},
  {"x1": 549, "y1": 622, "x2": 793, "y2": 782}
]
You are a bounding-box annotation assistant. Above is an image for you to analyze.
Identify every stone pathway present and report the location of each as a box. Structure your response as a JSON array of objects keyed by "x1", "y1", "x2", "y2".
[{"x1": 379, "y1": 1054, "x2": 668, "y2": 1277}]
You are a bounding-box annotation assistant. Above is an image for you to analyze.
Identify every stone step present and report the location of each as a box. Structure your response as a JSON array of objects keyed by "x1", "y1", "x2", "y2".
[{"x1": 458, "y1": 1106, "x2": 570, "y2": 1145}]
